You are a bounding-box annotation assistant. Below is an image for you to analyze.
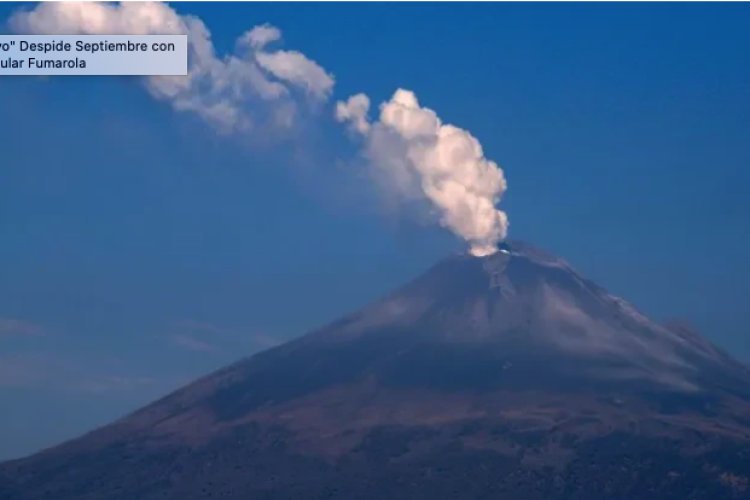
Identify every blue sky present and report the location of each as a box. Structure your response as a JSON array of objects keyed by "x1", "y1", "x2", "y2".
[{"x1": 1, "y1": 2, "x2": 749, "y2": 459}]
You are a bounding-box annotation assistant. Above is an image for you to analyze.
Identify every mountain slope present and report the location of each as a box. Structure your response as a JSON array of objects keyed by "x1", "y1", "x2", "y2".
[{"x1": 2, "y1": 241, "x2": 750, "y2": 500}]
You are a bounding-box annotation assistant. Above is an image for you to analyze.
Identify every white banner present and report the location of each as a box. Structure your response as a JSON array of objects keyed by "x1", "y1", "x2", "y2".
[{"x1": 0, "y1": 35, "x2": 187, "y2": 76}]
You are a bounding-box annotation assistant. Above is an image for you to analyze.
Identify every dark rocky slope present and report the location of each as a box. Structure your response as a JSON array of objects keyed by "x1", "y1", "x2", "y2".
[{"x1": 2, "y1": 241, "x2": 749, "y2": 499}]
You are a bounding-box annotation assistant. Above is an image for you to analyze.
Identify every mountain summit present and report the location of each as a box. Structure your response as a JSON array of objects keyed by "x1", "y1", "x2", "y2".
[{"x1": 2, "y1": 242, "x2": 750, "y2": 500}]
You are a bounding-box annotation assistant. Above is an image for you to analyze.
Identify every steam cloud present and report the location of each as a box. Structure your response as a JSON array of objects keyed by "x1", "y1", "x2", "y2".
[
  {"x1": 337, "y1": 90, "x2": 508, "y2": 256},
  {"x1": 9, "y1": 2, "x2": 509, "y2": 256},
  {"x1": 10, "y1": 2, "x2": 334, "y2": 133}
]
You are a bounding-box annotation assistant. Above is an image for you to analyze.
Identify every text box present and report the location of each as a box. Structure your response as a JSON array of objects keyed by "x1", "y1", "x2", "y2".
[{"x1": 0, "y1": 35, "x2": 187, "y2": 76}]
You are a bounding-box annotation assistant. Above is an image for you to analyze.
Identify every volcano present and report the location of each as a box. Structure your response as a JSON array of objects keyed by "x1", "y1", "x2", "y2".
[{"x1": 2, "y1": 241, "x2": 750, "y2": 499}]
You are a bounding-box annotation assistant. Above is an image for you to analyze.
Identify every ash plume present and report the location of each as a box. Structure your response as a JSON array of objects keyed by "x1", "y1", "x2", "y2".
[
  {"x1": 9, "y1": 2, "x2": 509, "y2": 255},
  {"x1": 337, "y1": 90, "x2": 509, "y2": 256}
]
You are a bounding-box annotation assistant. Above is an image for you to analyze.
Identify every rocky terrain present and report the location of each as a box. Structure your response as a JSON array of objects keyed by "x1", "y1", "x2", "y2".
[{"x1": 2, "y1": 241, "x2": 749, "y2": 499}]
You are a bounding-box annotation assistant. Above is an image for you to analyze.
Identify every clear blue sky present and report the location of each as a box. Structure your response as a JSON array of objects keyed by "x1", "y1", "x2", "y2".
[{"x1": 1, "y1": 2, "x2": 749, "y2": 460}]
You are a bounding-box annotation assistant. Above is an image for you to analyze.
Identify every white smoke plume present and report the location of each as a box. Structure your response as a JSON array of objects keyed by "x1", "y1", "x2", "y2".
[
  {"x1": 8, "y1": 3, "x2": 510, "y2": 255},
  {"x1": 337, "y1": 90, "x2": 508, "y2": 256},
  {"x1": 9, "y1": 2, "x2": 334, "y2": 133}
]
